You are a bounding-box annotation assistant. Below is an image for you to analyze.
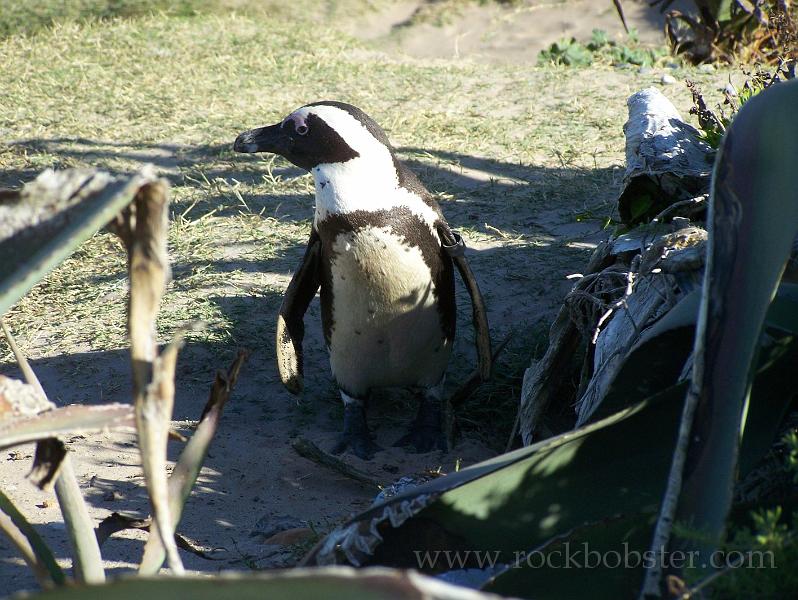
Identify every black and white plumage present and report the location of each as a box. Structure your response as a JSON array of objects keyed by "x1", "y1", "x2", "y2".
[{"x1": 234, "y1": 101, "x2": 491, "y2": 459}]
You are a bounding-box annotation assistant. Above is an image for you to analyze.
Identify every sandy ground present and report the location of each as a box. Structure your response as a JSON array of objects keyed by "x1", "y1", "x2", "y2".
[
  {"x1": 348, "y1": 0, "x2": 694, "y2": 63},
  {"x1": 0, "y1": 0, "x2": 714, "y2": 594}
]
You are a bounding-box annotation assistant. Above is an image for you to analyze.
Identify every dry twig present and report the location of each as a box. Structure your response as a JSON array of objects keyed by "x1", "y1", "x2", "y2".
[{"x1": 291, "y1": 437, "x2": 381, "y2": 489}]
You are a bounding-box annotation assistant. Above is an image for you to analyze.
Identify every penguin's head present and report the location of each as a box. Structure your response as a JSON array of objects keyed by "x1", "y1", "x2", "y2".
[{"x1": 234, "y1": 101, "x2": 393, "y2": 171}]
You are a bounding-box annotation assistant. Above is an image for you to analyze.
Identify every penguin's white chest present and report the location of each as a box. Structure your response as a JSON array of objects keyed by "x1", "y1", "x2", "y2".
[
  {"x1": 326, "y1": 226, "x2": 450, "y2": 394},
  {"x1": 331, "y1": 226, "x2": 434, "y2": 314}
]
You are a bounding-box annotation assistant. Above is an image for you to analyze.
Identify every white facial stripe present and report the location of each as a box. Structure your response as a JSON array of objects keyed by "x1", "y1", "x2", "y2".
[
  {"x1": 294, "y1": 105, "x2": 388, "y2": 158},
  {"x1": 290, "y1": 105, "x2": 440, "y2": 230}
]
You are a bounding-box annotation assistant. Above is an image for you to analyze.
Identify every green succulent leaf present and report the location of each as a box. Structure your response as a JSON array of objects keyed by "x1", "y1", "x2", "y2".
[
  {"x1": 0, "y1": 168, "x2": 162, "y2": 318},
  {"x1": 673, "y1": 78, "x2": 798, "y2": 566},
  {"x1": 0, "y1": 488, "x2": 65, "y2": 585},
  {"x1": 0, "y1": 404, "x2": 135, "y2": 450},
  {"x1": 20, "y1": 568, "x2": 499, "y2": 600}
]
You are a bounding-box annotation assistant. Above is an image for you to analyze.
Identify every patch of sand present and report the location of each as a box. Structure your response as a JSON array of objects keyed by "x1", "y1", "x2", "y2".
[{"x1": 348, "y1": 0, "x2": 694, "y2": 64}]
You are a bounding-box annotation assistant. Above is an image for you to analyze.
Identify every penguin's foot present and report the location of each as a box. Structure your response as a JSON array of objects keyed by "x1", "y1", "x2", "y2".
[
  {"x1": 393, "y1": 400, "x2": 447, "y2": 453},
  {"x1": 331, "y1": 403, "x2": 381, "y2": 460}
]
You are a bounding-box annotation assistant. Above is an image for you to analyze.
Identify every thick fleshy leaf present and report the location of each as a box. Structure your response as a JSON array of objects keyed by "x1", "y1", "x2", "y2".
[
  {"x1": 0, "y1": 403, "x2": 135, "y2": 450},
  {"x1": 484, "y1": 512, "x2": 654, "y2": 598},
  {"x1": 764, "y1": 282, "x2": 798, "y2": 334},
  {"x1": 673, "y1": 78, "x2": 798, "y2": 565},
  {"x1": 0, "y1": 168, "x2": 163, "y2": 317},
  {"x1": 304, "y1": 387, "x2": 684, "y2": 574},
  {"x1": 484, "y1": 334, "x2": 798, "y2": 598},
  {"x1": 0, "y1": 488, "x2": 65, "y2": 585},
  {"x1": 21, "y1": 567, "x2": 510, "y2": 600}
]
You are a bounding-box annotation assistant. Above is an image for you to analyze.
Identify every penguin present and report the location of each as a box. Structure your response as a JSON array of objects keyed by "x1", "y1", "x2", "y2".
[{"x1": 234, "y1": 101, "x2": 491, "y2": 459}]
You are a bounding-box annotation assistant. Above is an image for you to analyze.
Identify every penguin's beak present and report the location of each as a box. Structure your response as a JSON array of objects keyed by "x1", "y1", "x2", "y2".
[{"x1": 233, "y1": 123, "x2": 290, "y2": 155}]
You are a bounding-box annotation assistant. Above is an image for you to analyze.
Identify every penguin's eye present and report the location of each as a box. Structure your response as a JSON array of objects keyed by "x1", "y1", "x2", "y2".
[{"x1": 295, "y1": 124, "x2": 309, "y2": 136}]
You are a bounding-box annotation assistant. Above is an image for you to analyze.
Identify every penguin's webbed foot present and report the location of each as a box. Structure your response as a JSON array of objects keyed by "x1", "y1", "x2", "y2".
[
  {"x1": 393, "y1": 400, "x2": 447, "y2": 453},
  {"x1": 331, "y1": 403, "x2": 382, "y2": 460}
]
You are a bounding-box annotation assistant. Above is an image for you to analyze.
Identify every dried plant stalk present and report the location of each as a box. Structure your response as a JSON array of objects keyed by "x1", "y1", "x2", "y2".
[{"x1": 115, "y1": 178, "x2": 184, "y2": 574}]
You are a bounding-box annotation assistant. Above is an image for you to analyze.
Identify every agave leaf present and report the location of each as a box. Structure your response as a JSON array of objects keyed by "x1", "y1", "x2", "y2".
[
  {"x1": 763, "y1": 282, "x2": 798, "y2": 334},
  {"x1": 53, "y1": 457, "x2": 106, "y2": 584},
  {"x1": 304, "y1": 386, "x2": 685, "y2": 572},
  {"x1": 0, "y1": 168, "x2": 161, "y2": 318},
  {"x1": 21, "y1": 567, "x2": 509, "y2": 600},
  {"x1": 671, "y1": 78, "x2": 798, "y2": 567},
  {"x1": 738, "y1": 331, "x2": 798, "y2": 474},
  {"x1": 484, "y1": 512, "x2": 654, "y2": 598},
  {"x1": 0, "y1": 403, "x2": 135, "y2": 450},
  {"x1": 592, "y1": 282, "x2": 798, "y2": 422},
  {"x1": 416, "y1": 394, "x2": 677, "y2": 556},
  {"x1": 0, "y1": 488, "x2": 65, "y2": 586},
  {"x1": 483, "y1": 333, "x2": 798, "y2": 598}
]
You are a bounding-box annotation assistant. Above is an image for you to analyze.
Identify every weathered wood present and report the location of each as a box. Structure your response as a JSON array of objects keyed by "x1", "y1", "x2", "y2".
[
  {"x1": 575, "y1": 226, "x2": 707, "y2": 426},
  {"x1": 575, "y1": 274, "x2": 679, "y2": 426},
  {"x1": 520, "y1": 88, "x2": 716, "y2": 445},
  {"x1": 618, "y1": 88, "x2": 714, "y2": 225},
  {"x1": 518, "y1": 307, "x2": 581, "y2": 446},
  {"x1": 518, "y1": 242, "x2": 612, "y2": 445}
]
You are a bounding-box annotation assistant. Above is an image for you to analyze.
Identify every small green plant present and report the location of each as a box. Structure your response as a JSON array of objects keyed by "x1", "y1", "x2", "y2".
[
  {"x1": 688, "y1": 431, "x2": 798, "y2": 598},
  {"x1": 538, "y1": 37, "x2": 595, "y2": 67},
  {"x1": 688, "y1": 60, "x2": 794, "y2": 148},
  {"x1": 785, "y1": 428, "x2": 798, "y2": 481},
  {"x1": 538, "y1": 29, "x2": 671, "y2": 68}
]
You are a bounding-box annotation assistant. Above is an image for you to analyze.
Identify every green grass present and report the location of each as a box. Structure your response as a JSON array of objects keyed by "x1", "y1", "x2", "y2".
[
  {"x1": 0, "y1": 0, "x2": 216, "y2": 38},
  {"x1": 0, "y1": 0, "x2": 381, "y2": 39}
]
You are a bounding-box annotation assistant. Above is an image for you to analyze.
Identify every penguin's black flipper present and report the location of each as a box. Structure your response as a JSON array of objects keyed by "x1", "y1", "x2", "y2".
[
  {"x1": 276, "y1": 229, "x2": 322, "y2": 394},
  {"x1": 437, "y1": 223, "x2": 492, "y2": 381}
]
